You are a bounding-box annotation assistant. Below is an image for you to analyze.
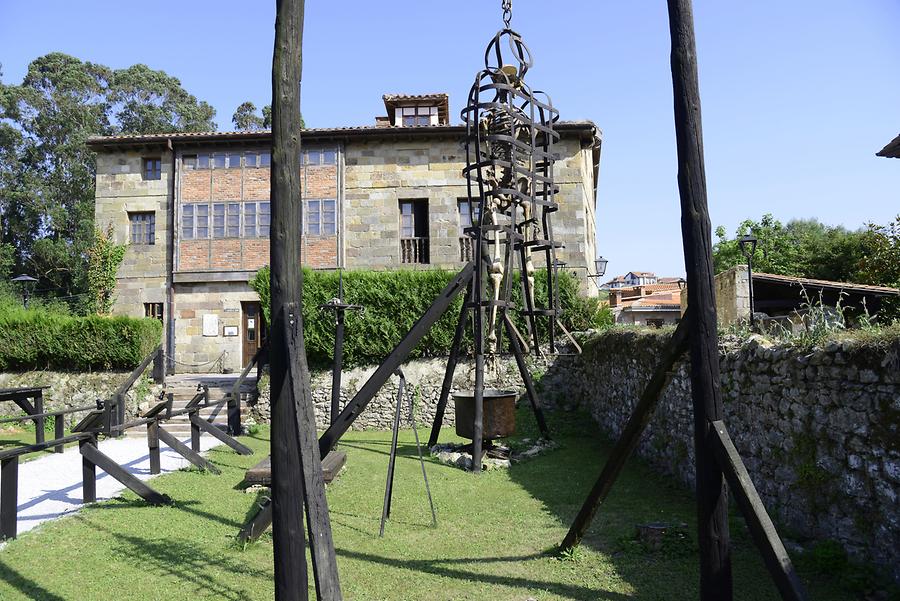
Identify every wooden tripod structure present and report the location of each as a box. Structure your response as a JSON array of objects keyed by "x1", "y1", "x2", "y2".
[{"x1": 561, "y1": 2, "x2": 807, "y2": 600}]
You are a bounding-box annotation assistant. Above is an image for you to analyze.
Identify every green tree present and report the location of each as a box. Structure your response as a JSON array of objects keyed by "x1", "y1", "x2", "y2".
[
  {"x1": 232, "y1": 101, "x2": 302, "y2": 131},
  {"x1": 858, "y1": 216, "x2": 900, "y2": 320},
  {"x1": 0, "y1": 53, "x2": 216, "y2": 306},
  {"x1": 713, "y1": 214, "x2": 869, "y2": 283},
  {"x1": 85, "y1": 225, "x2": 126, "y2": 315}
]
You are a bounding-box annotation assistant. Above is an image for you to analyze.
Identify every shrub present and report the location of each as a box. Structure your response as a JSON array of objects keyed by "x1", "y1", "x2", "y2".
[
  {"x1": 250, "y1": 266, "x2": 610, "y2": 368},
  {"x1": 0, "y1": 305, "x2": 162, "y2": 371}
]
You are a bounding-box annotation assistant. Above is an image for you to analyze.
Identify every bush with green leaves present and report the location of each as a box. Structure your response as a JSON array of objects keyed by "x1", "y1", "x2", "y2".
[
  {"x1": 0, "y1": 305, "x2": 162, "y2": 371},
  {"x1": 250, "y1": 266, "x2": 611, "y2": 368}
]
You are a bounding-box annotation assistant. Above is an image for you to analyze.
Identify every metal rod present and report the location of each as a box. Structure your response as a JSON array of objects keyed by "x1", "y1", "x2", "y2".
[{"x1": 379, "y1": 371, "x2": 405, "y2": 537}]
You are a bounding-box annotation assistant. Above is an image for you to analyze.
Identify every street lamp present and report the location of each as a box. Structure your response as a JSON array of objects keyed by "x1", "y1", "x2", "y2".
[
  {"x1": 553, "y1": 255, "x2": 608, "y2": 291},
  {"x1": 594, "y1": 256, "x2": 609, "y2": 279},
  {"x1": 10, "y1": 274, "x2": 38, "y2": 308},
  {"x1": 737, "y1": 235, "x2": 758, "y2": 327}
]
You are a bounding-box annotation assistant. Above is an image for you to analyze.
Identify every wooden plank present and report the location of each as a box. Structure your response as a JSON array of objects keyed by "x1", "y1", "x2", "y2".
[
  {"x1": 560, "y1": 315, "x2": 691, "y2": 552},
  {"x1": 285, "y1": 316, "x2": 342, "y2": 599},
  {"x1": 428, "y1": 289, "x2": 470, "y2": 448},
  {"x1": 80, "y1": 437, "x2": 97, "y2": 504},
  {"x1": 79, "y1": 441, "x2": 170, "y2": 506},
  {"x1": 54, "y1": 415, "x2": 64, "y2": 453},
  {"x1": 0, "y1": 433, "x2": 91, "y2": 461},
  {"x1": 188, "y1": 414, "x2": 252, "y2": 455},
  {"x1": 711, "y1": 421, "x2": 808, "y2": 601},
  {"x1": 244, "y1": 452, "x2": 345, "y2": 487},
  {"x1": 667, "y1": 1, "x2": 733, "y2": 597},
  {"x1": 270, "y1": 0, "x2": 311, "y2": 597},
  {"x1": 1, "y1": 456, "x2": 18, "y2": 540},
  {"x1": 148, "y1": 421, "x2": 161, "y2": 475},
  {"x1": 157, "y1": 426, "x2": 222, "y2": 474},
  {"x1": 238, "y1": 498, "x2": 274, "y2": 544}
]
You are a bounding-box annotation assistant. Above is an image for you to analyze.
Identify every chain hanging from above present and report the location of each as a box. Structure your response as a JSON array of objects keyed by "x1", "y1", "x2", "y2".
[{"x1": 461, "y1": 6, "x2": 564, "y2": 363}]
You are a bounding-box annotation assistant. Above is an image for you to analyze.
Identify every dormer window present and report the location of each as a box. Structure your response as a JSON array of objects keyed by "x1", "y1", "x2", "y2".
[{"x1": 399, "y1": 106, "x2": 437, "y2": 127}]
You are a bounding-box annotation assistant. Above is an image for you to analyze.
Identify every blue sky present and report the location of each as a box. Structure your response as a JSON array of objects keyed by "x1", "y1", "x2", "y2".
[{"x1": 2, "y1": 1, "x2": 898, "y2": 278}]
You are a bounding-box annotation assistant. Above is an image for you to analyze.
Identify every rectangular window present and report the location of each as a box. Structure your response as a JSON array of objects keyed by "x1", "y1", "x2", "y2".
[
  {"x1": 197, "y1": 153, "x2": 210, "y2": 169},
  {"x1": 399, "y1": 199, "x2": 429, "y2": 264},
  {"x1": 323, "y1": 150, "x2": 336, "y2": 165},
  {"x1": 212, "y1": 153, "x2": 227, "y2": 169},
  {"x1": 183, "y1": 155, "x2": 197, "y2": 170},
  {"x1": 213, "y1": 203, "x2": 226, "y2": 238},
  {"x1": 457, "y1": 199, "x2": 481, "y2": 233},
  {"x1": 401, "y1": 106, "x2": 433, "y2": 127},
  {"x1": 243, "y1": 203, "x2": 257, "y2": 238},
  {"x1": 259, "y1": 151, "x2": 271, "y2": 167},
  {"x1": 129, "y1": 212, "x2": 155, "y2": 245},
  {"x1": 227, "y1": 202, "x2": 241, "y2": 237},
  {"x1": 144, "y1": 302, "x2": 164, "y2": 321},
  {"x1": 304, "y1": 199, "x2": 336, "y2": 236},
  {"x1": 181, "y1": 204, "x2": 209, "y2": 239},
  {"x1": 259, "y1": 201, "x2": 271, "y2": 237},
  {"x1": 142, "y1": 158, "x2": 161, "y2": 180},
  {"x1": 245, "y1": 152, "x2": 258, "y2": 168},
  {"x1": 307, "y1": 200, "x2": 320, "y2": 236},
  {"x1": 227, "y1": 153, "x2": 242, "y2": 168},
  {"x1": 306, "y1": 150, "x2": 320, "y2": 165}
]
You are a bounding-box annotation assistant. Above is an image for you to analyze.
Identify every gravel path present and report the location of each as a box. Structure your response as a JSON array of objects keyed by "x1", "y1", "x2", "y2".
[{"x1": 3, "y1": 435, "x2": 223, "y2": 539}]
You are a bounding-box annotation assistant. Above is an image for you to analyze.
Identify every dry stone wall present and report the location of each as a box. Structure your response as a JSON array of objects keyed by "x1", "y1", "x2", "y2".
[{"x1": 540, "y1": 328, "x2": 900, "y2": 582}]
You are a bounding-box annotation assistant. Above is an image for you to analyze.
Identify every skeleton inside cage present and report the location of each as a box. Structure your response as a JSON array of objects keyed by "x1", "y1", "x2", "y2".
[{"x1": 461, "y1": 27, "x2": 564, "y2": 359}]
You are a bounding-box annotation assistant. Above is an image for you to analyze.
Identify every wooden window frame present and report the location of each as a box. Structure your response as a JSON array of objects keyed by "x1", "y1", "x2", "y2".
[
  {"x1": 128, "y1": 211, "x2": 156, "y2": 245},
  {"x1": 142, "y1": 157, "x2": 162, "y2": 180}
]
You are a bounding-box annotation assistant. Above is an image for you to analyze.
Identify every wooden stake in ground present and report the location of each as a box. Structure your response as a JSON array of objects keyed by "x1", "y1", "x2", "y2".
[
  {"x1": 666, "y1": 0, "x2": 732, "y2": 598},
  {"x1": 270, "y1": 0, "x2": 309, "y2": 598}
]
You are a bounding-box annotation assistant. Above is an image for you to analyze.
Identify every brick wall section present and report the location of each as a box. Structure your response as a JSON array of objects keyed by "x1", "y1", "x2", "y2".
[
  {"x1": 182, "y1": 170, "x2": 210, "y2": 201},
  {"x1": 242, "y1": 239, "x2": 270, "y2": 271},
  {"x1": 211, "y1": 168, "x2": 242, "y2": 199},
  {"x1": 210, "y1": 240, "x2": 242, "y2": 270}
]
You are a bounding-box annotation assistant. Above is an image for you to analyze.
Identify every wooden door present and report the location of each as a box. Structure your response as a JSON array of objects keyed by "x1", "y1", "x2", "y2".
[{"x1": 241, "y1": 302, "x2": 267, "y2": 366}]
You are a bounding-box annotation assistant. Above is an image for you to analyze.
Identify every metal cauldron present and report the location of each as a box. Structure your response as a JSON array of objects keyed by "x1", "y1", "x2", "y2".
[{"x1": 453, "y1": 389, "x2": 517, "y2": 441}]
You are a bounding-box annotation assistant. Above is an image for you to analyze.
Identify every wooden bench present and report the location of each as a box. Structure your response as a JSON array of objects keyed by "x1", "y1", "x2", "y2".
[{"x1": 243, "y1": 451, "x2": 346, "y2": 487}]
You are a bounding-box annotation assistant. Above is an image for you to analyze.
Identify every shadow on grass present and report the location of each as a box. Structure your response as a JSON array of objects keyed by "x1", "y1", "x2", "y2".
[
  {"x1": 336, "y1": 548, "x2": 633, "y2": 601},
  {"x1": 80, "y1": 519, "x2": 267, "y2": 601},
  {"x1": 87, "y1": 496, "x2": 244, "y2": 530},
  {"x1": 0, "y1": 559, "x2": 67, "y2": 601}
]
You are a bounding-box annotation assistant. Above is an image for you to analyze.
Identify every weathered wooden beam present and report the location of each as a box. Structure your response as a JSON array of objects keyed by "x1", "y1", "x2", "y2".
[
  {"x1": 80, "y1": 440, "x2": 171, "y2": 506},
  {"x1": 188, "y1": 414, "x2": 252, "y2": 455},
  {"x1": 427, "y1": 287, "x2": 470, "y2": 448},
  {"x1": 667, "y1": 0, "x2": 733, "y2": 598},
  {"x1": 157, "y1": 425, "x2": 222, "y2": 474},
  {"x1": 503, "y1": 313, "x2": 550, "y2": 439},
  {"x1": 270, "y1": 0, "x2": 309, "y2": 598},
  {"x1": 1, "y1": 456, "x2": 18, "y2": 540},
  {"x1": 560, "y1": 315, "x2": 691, "y2": 552},
  {"x1": 710, "y1": 421, "x2": 808, "y2": 601},
  {"x1": 148, "y1": 420, "x2": 161, "y2": 475},
  {"x1": 285, "y1": 313, "x2": 342, "y2": 599}
]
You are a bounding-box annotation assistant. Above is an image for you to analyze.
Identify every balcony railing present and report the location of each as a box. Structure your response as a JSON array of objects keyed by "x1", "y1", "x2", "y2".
[
  {"x1": 459, "y1": 236, "x2": 475, "y2": 262},
  {"x1": 401, "y1": 237, "x2": 429, "y2": 264}
]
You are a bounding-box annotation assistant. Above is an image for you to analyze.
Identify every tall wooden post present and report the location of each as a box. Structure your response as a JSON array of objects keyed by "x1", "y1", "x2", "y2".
[
  {"x1": 270, "y1": 0, "x2": 309, "y2": 599},
  {"x1": 667, "y1": 1, "x2": 732, "y2": 598}
]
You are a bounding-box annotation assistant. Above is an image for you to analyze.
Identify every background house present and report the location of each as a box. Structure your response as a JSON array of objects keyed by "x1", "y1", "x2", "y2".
[{"x1": 89, "y1": 93, "x2": 602, "y2": 372}]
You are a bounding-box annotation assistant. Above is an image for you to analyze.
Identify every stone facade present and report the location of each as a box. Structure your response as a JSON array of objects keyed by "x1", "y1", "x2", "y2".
[
  {"x1": 91, "y1": 117, "x2": 601, "y2": 373},
  {"x1": 541, "y1": 328, "x2": 900, "y2": 582}
]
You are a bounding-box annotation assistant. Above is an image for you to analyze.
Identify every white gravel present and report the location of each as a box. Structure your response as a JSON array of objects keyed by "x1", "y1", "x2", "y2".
[{"x1": 2, "y1": 434, "x2": 223, "y2": 539}]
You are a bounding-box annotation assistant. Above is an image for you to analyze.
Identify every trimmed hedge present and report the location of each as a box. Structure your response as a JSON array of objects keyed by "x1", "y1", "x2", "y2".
[
  {"x1": 0, "y1": 307, "x2": 162, "y2": 371},
  {"x1": 251, "y1": 267, "x2": 611, "y2": 368}
]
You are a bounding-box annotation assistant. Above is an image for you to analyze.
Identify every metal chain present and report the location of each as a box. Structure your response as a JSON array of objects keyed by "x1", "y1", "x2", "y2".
[{"x1": 502, "y1": 0, "x2": 512, "y2": 27}]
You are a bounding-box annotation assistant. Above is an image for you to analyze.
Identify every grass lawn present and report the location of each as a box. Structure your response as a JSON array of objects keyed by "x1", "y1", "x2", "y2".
[
  {"x1": 0, "y1": 409, "x2": 853, "y2": 600},
  {"x1": 0, "y1": 426, "x2": 78, "y2": 462}
]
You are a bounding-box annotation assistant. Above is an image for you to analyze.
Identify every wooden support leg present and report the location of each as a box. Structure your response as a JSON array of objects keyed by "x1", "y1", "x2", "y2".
[
  {"x1": 238, "y1": 498, "x2": 273, "y2": 544},
  {"x1": 115, "y1": 392, "x2": 126, "y2": 438},
  {"x1": 80, "y1": 437, "x2": 96, "y2": 504},
  {"x1": 80, "y1": 440, "x2": 171, "y2": 506},
  {"x1": 227, "y1": 396, "x2": 242, "y2": 436},
  {"x1": 34, "y1": 393, "x2": 45, "y2": 445},
  {"x1": 157, "y1": 426, "x2": 221, "y2": 474},
  {"x1": 428, "y1": 292, "x2": 469, "y2": 448},
  {"x1": 472, "y1": 354, "x2": 484, "y2": 474},
  {"x1": 503, "y1": 313, "x2": 550, "y2": 439},
  {"x1": 148, "y1": 421, "x2": 161, "y2": 475},
  {"x1": 560, "y1": 317, "x2": 691, "y2": 552},
  {"x1": 190, "y1": 409, "x2": 201, "y2": 453},
  {"x1": 189, "y1": 414, "x2": 253, "y2": 455},
  {"x1": 1, "y1": 456, "x2": 19, "y2": 540},
  {"x1": 711, "y1": 422, "x2": 808, "y2": 601},
  {"x1": 54, "y1": 415, "x2": 65, "y2": 453}
]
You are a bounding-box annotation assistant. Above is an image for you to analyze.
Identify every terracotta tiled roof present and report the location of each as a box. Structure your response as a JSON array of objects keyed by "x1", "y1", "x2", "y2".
[
  {"x1": 877, "y1": 133, "x2": 900, "y2": 158},
  {"x1": 752, "y1": 272, "x2": 900, "y2": 296},
  {"x1": 382, "y1": 93, "x2": 449, "y2": 102},
  {"x1": 620, "y1": 290, "x2": 682, "y2": 311},
  {"x1": 86, "y1": 120, "x2": 600, "y2": 149}
]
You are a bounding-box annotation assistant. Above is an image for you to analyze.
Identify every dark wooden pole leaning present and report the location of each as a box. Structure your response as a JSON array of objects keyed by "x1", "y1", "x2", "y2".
[
  {"x1": 666, "y1": 1, "x2": 733, "y2": 598},
  {"x1": 270, "y1": 0, "x2": 309, "y2": 599}
]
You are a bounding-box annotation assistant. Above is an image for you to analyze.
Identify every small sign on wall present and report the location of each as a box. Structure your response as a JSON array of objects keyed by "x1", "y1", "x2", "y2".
[
  {"x1": 202, "y1": 314, "x2": 219, "y2": 337},
  {"x1": 224, "y1": 326, "x2": 238, "y2": 337}
]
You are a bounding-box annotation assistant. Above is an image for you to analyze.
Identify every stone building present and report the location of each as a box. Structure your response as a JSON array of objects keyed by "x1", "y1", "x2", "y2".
[{"x1": 89, "y1": 93, "x2": 602, "y2": 372}]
